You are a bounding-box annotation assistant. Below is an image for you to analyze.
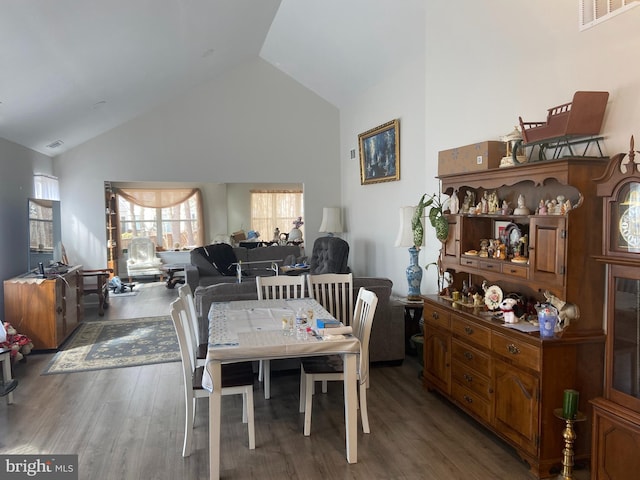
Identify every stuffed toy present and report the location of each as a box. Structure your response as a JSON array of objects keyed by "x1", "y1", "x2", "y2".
[
  {"x1": 499, "y1": 298, "x2": 518, "y2": 324},
  {"x1": 1, "y1": 322, "x2": 34, "y2": 362}
]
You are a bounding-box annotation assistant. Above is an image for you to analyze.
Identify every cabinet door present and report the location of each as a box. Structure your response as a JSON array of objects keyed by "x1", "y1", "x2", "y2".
[
  {"x1": 424, "y1": 327, "x2": 451, "y2": 394},
  {"x1": 493, "y1": 359, "x2": 540, "y2": 455},
  {"x1": 529, "y1": 216, "x2": 566, "y2": 288},
  {"x1": 443, "y1": 215, "x2": 459, "y2": 260}
]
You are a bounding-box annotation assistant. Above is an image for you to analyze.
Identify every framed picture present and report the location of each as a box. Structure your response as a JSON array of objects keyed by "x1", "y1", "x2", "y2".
[{"x1": 358, "y1": 119, "x2": 400, "y2": 185}]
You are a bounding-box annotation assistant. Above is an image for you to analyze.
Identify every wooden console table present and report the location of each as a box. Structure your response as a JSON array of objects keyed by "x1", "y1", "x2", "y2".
[{"x1": 4, "y1": 266, "x2": 83, "y2": 350}]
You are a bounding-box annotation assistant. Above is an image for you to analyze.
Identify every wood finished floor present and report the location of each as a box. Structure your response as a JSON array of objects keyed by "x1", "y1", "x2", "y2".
[{"x1": 0, "y1": 281, "x2": 590, "y2": 479}]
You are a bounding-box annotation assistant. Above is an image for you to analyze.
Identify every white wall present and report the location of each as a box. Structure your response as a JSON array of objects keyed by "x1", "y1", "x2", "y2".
[
  {"x1": 425, "y1": 1, "x2": 640, "y2": 161},
  {"x1": 0, "y1": 137, "x2": 54, "y2": 313},
  {"x1": 340, "y1": 54, "x2": 430, "y2": 295},
  {"x1": 54, "y1": 58, "x2": 340, "y2": 269}
]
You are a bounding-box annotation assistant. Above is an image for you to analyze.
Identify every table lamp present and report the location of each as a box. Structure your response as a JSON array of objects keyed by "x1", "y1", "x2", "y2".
[
  {"x1": 395, "y1": 206, "x2": 423, "y2": 300},
  {"x1": 319, "y1": 207, "x2": 343, "y2": 236}
]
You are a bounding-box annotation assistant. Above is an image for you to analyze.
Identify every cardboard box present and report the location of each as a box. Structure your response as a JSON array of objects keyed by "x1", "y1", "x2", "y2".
[{"x1": 438, "y1": 141, "x2": 506, "y2": 176}]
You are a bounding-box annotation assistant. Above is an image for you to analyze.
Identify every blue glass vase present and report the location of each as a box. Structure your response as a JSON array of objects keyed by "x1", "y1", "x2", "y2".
[{"x1": 406, "y1": 246, "x2": 422, "y2": 300}]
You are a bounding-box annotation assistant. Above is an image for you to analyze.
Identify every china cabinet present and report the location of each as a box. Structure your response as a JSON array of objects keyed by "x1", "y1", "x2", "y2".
[
  {"x1": 591, "y1": 138, "x2": 640, "y2": 479},
  {"x1": 423, "y1": 157, "x2": 607, "y2": 478}
]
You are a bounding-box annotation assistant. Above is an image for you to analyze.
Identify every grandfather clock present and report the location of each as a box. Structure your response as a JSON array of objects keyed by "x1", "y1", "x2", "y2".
[{"x1": 591, "y1": 136, "x2": 640, "y2": 479}]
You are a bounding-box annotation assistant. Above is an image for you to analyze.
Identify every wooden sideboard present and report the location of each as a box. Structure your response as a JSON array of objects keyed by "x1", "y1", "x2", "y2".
[
  {"x1": 4, "y1": 265, "x2": 83, "y2": 350},
  {"x1": 424, "y1": 158, "x2": 608, "y2": 478}
]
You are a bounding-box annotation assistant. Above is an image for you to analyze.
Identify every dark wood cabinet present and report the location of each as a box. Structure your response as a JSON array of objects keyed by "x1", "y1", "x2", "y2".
[
  {"x1": 423, "y1": 157, "x2": 607, "y2": 478},
  {"x1": 591, "y1": 143, "x2": 640, "y2": 479}
]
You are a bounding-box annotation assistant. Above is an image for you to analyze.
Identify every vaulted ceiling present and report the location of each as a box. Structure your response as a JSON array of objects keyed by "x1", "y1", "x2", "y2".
[{"x1": 0, "y1": 0, "x2": 425, "y2": 156}]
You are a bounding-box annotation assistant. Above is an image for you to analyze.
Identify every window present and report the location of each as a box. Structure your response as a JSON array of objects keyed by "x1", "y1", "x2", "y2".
[
  {"x1": 116, "y1": 188, "x2": 204, "y2": 252},
  {"x1": 251, "y1": 190, "x2": 304, "y2": 241},
  {"x1": 33, "y1": 174, "x2": 60, "y2": 200},
  {"x1": 580, "y1": 0, "x2": 640, "y2": 30},
  {"x1": 29, "y1": 199, "x2": 54, "y2": 252}
]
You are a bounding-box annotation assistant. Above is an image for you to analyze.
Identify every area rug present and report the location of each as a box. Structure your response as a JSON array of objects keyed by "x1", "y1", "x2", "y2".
[{"x1": 42, "y1": 316, "x2": 180, "y2": 375}]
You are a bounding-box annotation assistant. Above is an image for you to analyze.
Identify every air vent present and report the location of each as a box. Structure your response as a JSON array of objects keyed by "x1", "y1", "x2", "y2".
[
  {"x1": 46, "y1": 140, "x2": 64, "y2": 149},
  {"x1": 580, "y1": 0, "x2": 640, "y2": 30}
]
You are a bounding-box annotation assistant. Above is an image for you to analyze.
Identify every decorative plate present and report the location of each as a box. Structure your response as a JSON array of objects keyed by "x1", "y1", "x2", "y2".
[
  {"x1": 464, "y1": 250, "x2": 479, "y2": 256},
  {"x1": 484, "y1": 285, "x2": 504, "y2": 310}
]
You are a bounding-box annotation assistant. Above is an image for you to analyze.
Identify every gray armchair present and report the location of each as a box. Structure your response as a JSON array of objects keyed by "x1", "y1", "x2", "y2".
[{"x1": 308, "y1": 237, "x2": 350, "y2": 274}]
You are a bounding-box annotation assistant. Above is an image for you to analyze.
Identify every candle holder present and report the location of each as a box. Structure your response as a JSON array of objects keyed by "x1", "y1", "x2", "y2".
[{"x1": 553, "y1": 408, "x2": 586, "y2": 480}]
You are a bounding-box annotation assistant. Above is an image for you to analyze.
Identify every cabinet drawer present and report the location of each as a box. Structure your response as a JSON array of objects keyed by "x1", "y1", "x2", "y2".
[
  {"x1": 423, "y1": 302, "x2": 451, "y2": 330},
  {"x1": 451, "y1": 316, "x2": 491, "y2": 348},
  {"x1": 460, "y1": 256, "x2": 479, "y2": 268},
  {"x1": 452, "y1": 360, "x2": 492, "y2": 400},
  {"x1": 492, "y1": 332, "x2": 540, "y2": 372},
  {"x1": 451, "y1": 382, "x2": 492, "y2": 423},
  {"x1": 452, "y1": 339, "x2": 491, "y2": 376},
  {"x1": 478, "y1": 260, "x2": 500, "y2": 273},
  {"x1": 502, "y1": 263, "x2": 528, "y2": 278}
]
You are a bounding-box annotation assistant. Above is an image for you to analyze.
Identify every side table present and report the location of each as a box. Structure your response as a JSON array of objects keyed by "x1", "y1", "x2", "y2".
[
  {"x1": 394, "y1": 296, "x2": 424, "y2": 355},
  {"x1": 161, "y1": 263, "x2": 186, "y2": 289}
]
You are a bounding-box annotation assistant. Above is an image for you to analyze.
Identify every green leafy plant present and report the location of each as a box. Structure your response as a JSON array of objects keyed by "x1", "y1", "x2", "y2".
[{"x1": 417, "y1": 192, "x2": 449, "y2": 242}]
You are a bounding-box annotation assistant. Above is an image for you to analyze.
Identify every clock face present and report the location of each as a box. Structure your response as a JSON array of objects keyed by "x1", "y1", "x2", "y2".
[{"x1": 618, "y1": 205, "x2": 640, "y2": 249}]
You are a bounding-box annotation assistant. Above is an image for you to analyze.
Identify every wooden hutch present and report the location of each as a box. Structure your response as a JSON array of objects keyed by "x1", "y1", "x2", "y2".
[{"x1": 422, "y1": 157, "x2": 607, "y2": 478}]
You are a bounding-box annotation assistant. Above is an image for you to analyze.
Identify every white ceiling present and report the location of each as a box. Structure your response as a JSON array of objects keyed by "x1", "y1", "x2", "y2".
[{"x1": 0, "y1": 0, "x2": 425, "y2": 156}]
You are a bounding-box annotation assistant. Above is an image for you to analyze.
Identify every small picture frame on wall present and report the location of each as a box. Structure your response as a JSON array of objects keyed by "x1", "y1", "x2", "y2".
[{"x1": 358, "y1": 119, "x2": 400, "y2": 185}]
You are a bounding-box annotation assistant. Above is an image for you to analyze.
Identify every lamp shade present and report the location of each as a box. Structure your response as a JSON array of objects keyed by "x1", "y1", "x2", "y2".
[
  {"x1": 319, "y1": 207, "x2": 343, "y2": 234},
  {"x1": 395, "y1": 206, "x2": 417, "y2": 247}
]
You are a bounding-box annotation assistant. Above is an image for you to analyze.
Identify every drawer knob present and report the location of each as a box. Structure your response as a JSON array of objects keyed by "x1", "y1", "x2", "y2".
[
  {"x1": 463, "y1": 395, "x2": 473, "y2": 403},
  {"x1": 432, "y1": 311, "x2": 439, "y2": 320},
  {"x1": 464, "y1": 374, "x2": 473, "y2": 383},
  {"x1": 464, "y1": 326, "x2": 474, "y2": 335},
  {"x1": 464, "y1": 351, "x2": 474, "y2": 360},
  {"x1": 507, "y1": 344, "x2": 520, "y2": 355}
]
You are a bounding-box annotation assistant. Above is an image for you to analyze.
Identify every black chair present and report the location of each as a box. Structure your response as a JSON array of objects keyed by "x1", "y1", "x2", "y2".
[{"x1": 308, "y1": 237, "x2": 350, "y2": 274}]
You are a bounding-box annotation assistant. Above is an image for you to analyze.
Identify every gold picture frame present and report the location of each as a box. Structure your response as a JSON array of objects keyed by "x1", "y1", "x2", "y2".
[{"x1": 358, "y1": 119, "x2": 400, "y2": 185}]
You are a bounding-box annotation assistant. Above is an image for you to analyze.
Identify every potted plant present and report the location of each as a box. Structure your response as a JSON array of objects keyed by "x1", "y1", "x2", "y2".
[{"x1": 416, "y1": 192, "x2": 449, "y2": 242}]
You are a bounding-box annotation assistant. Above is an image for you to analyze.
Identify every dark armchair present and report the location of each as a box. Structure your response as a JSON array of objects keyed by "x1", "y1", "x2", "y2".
[{"x1": 308, "y1": 237, "x2": 350, "y2": 275}]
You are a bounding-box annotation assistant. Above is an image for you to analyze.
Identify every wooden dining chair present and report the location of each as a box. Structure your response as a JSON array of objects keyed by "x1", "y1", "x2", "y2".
[
  {"x1": 255, "y1": 275, "x2": 307, "y2": 399},
  {"x1": 170, "y1": 297, "x2": 255, "y2": 457},
  {"x1": 299, "y1": 287, "x2": 378, "y2": 436},
  {"x1": 307, "y1": 272, "x2": 354, "y2": 392},
  {"x1": 306, "y1": 272, "x2": 354, "y2": 325},
  {"x1": 178, "y1": 284, "x2": 206, "y2": 367}
]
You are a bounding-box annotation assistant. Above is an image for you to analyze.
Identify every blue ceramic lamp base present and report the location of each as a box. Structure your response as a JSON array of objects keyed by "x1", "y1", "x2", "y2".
[{"x1": 406, "y1": 246, "x2": 422, "y2": 300}]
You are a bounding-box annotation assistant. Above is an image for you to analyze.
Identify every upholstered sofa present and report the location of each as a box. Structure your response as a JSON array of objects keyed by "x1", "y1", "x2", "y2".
[
  {"x1": 184, "y1": 243, "x2": 304, "y2": 291},
  {"x1": 193, "y1": 276, "x2": 405, "y2": 365}
]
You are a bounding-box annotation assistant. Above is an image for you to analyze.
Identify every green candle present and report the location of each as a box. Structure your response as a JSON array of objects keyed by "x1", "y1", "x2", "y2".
[{"x1": 563, "y1": 389, "x2": 579, "y2": 419}]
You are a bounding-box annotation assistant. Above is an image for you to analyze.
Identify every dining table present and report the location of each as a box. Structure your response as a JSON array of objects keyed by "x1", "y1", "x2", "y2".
[{"x1": 203, "y1": 298, "x2": 361, "y2": 480}]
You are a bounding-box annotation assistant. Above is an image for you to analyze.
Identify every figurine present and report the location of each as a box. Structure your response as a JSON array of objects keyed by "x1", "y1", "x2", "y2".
[
  {"x1": 501, "y1": 200, "x2": 511, "y2": 215},
  {"x1": 488, "y1": 191, "x2": 499, "y2": 214},
  {"x1": 448, "y1": 189, "x2": 459, "y2": 214},
  {"x1": 537, "y1": 199, "x2": 547, "y2": 215},
  {"x1": 462, "y1": 190, "x2": 475, "y2": 213},
  {"x1": 514, "y1": 194, "x2": 530, "y2": 215},
  {"x1": 481, "y1": 193, "x2": 489, "y2": 214}
]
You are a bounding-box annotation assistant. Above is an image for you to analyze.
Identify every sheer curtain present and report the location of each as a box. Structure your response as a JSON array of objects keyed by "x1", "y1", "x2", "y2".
[
  {"x1": 250, "y1": 190, "x2": 304, "y2": 240},
  {"x1": 33, "y1": 174, "x2": 60, "y2": 200}
]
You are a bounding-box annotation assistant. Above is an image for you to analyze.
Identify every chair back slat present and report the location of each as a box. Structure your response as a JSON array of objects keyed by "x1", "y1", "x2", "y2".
[
  {"x1": 306, "y1": 273, "x2": 353, "y2": 325},
  {"x1": 178, "y1": 284, "x2": 201, "y2": 346},
  {"x1": 256, "y1": 275, "x2": 306, "y2": 300},
  {"x1": 351, "y1": 287, "x2": 378, "y2": 382},
  {"x1": 170, "y1": 297, "x2": 196, "y2": 384}
]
